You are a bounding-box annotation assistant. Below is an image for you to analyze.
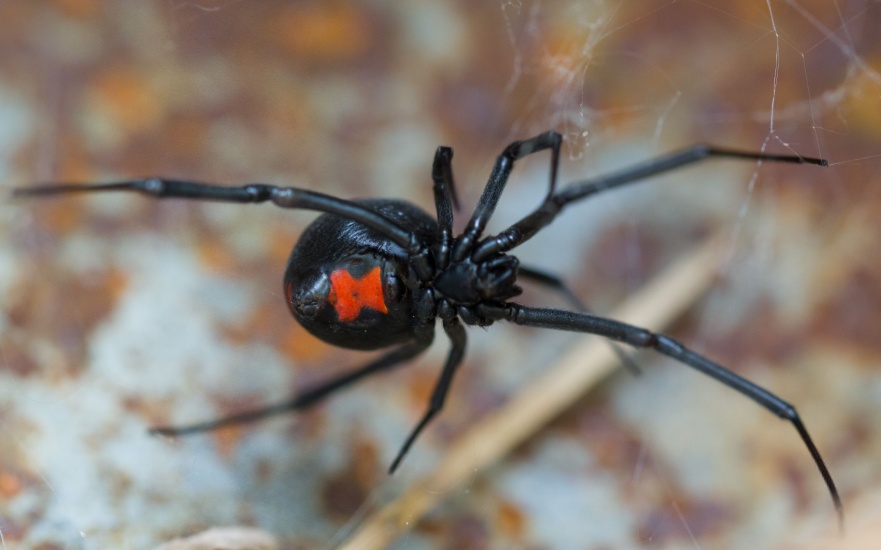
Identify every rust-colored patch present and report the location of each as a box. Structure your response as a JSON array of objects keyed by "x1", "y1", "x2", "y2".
[
  {"x1": 328, "y1": 266, "x2": 387, "y2": 322},
  {"x1": 104, "y1": 267, "x2": 129, "y2": 302},
  {"x1": 33, "y1": 198, "x2": 87, "y2": 236},
  {"x1": 351, "y1": 439, "x2": 379, "y2": 488},
  {"x1": 0, "y1": 470, "x2": 23, "y2": 498},
  {"x1": 202, "y1": 396, "x2": 265, "y2": 459},
  {"x1": 53, "y1": 0, "x2": 100, "y2": 18},
  {"x1": 841, "y1": 60, "x2": 881, "y2": 138},
  {"x1": 273, "y1": 4, "x2": 375, "y2": 64},
  {"x1": 811, "y1": 268, "x2": 881, "y2": 350},
  {"x1": 832, "y1": 417, "x2": 872, "y2": 459},
  {"x1": 6, "y1": 266, "x2": 123, "y2": 377},
  {"x1": 166, "y1": 114, "x2": 209, "y2": 161},
  {"x1": 212, "y1": 424, "x2": 245, "y2": 460},
  {"x1": 280, "y1": 324, "x2": 335, "y2": 363},
  {"x1": 221, "y1": 300, "x2": 274, "y2": 346},
  {"x1": 407, "y1": 370, "x2": 436, "y2": 411},
  {"x1": 217, "y1": 293, "x2": 334, "y2": 362},
  {"x1": 570, "y1": 403, "x2": 646, "y2": 471},
  {"x1": 255, "y1": 457, "x2": 273, "y2": 485},
  {"x1": 197, "y1": 241, "x2": 238, "y2": 274},
  {"x1": 779, "y1": 455, "x2": 811, "y2": 516},
  {"x1": 698, "y1": 296, "x2": 805, "y2": 367},
  {"x1": 267, "y1": 223, "x2": 302, "y2": 265},
  {"x1": 53, "y1": 141, "x2": 96, "y2": 186},
  {"x1": 320, "y1": 437, "x2": 379, "y2": 519},
  {"x1": 496, "y1": 499, "x2": 526, "y2": 538},
  {"x1": 321, "y1": 470, "x2": 367, "y2": 520},
  {"x1": 87, "y1": 67, "x2": 164, "y2": 134},
  {"x1": 446, "y1": 515, "x2": 490, "y2": 548}
]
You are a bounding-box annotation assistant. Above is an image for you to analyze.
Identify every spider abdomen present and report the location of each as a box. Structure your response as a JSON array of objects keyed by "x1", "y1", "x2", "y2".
[{"x1": 283, "y1": 199, "x2": 435, "y2": 350}]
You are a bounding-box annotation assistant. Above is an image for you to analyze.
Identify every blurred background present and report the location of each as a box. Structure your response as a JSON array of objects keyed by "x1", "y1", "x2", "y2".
[{"x1": 1, "y1": 1, "x2": 880, "y2": 548}]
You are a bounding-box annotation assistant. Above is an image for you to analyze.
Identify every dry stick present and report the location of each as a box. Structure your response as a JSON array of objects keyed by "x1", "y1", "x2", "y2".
[{"x1": 338, "y1": 234, "x2": 727, "y2": 550}]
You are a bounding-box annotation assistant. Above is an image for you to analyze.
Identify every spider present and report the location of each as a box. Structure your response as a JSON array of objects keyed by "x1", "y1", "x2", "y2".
[{"x1": 14, "y1": 130, "x2": 842, "y2": 522}]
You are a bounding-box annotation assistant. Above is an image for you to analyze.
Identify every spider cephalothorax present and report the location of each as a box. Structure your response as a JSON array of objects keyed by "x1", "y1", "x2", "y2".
[{"x1": 13, "y1": 130, "x2": 842, "y2": 524}]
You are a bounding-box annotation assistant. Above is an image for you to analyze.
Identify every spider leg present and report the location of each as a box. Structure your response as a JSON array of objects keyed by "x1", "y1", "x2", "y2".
[
  {"x1": 518, "y1": 265, "x2": 642, "y2": 376},
  {"x1": 453, "y1": 130, "x2": 562, "y2": 261},
  {"x1": 505, "y1": 304, "x2": 843, "y2": 525},
  {"x1": 432, "y1": 146, "x2": 457, "y2": 268},
  {"x1": 149, "y1": 336, "x2": 433, "y2": 437},
  {"x1": 12, "y1": 179, "x2": 416, "y2": 251},
  {"x1": 472, "y1": 144, "x2": 827, "y2": 262},
  {"x1": 432, "y1": 146, "x2": 460, "y2": 214},
  {"x1": 389, "y1": 317, "x2": 467, "y2": 474}
]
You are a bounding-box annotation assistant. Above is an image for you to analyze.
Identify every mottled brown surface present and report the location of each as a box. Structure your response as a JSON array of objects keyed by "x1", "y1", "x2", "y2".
[{"x1": 1, "y1": 1, "x2": 880, "y2": 549}]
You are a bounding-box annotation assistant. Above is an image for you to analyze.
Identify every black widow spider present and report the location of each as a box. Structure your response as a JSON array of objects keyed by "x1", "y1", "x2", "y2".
[{"x1": 14, "y1": 130, "x2": 842, "y2": 523}]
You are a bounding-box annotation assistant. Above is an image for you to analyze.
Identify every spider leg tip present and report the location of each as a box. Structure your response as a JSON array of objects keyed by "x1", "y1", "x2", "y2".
[
  {"x1": 9, "y1": 187, "x2": 34, "y2": 198},
  {"x1": 148, "y1": 426, "x2": 178, "y2": 438}
]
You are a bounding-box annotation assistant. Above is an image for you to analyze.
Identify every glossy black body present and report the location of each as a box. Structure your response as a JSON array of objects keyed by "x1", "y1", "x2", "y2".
[
  {"x1": 12, "y1": 131, "x2": 842, "y2": 524},
  {"x1": 284, "y1": 199, "x2": 435, "y2": 350}
]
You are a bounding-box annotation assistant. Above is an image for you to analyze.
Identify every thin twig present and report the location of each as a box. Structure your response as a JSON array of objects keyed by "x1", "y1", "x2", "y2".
[{"x1": 338, "y1": 234, "x2": 727, "y2": 549}]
